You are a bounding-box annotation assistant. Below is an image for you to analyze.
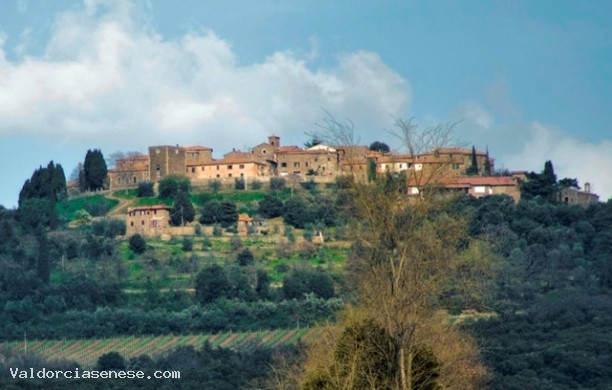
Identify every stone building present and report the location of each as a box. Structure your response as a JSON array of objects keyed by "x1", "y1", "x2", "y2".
[
  {"x1": 126, "y1": 205, "x2": 171, "y2": 236},
  {"x1": 277, "y1": 144, "x2": 340, "y2": 177},
  {"x1": 557, "y1": 183, "x2": 599, "y2": 207},
  {"x1": 108, "y1": 155, "x2": 150, "y2": 189},
  {"x1": 148, "y1": 145, "x2": 187, "y2": 182}
]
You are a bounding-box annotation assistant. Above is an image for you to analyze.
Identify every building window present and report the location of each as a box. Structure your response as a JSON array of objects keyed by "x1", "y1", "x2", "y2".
[
  {"x1": 239, "y1": 164, "x2": 245, "y2": 169},
  {"x1": 228, "y1": 165, "x2": 233, "y2": 170},
  {"x1": 216, "y1": 174, "x2": 220, "y2": 178},
  {"x1": 141, "y1": 220, "x2": 145, "y2": 225},
  {"x1": 294, "y1": 162, "x2": 300, "y2": 168},
  {"x1": 281, "y1": 162, "x2": 287, "y2": 168},
  {"x1": 305, "y1": 162, "x2": 309, "y2": 167},
  {"x1": 201, "y1": 167, "x2": 205, "y2": 171},
  {"x1": 216, "y1": 165, "x2": 220, "y2": 170},
  {"x1": 240, "y1": 173, "x2": 244, "y2": 177},
  {"x1": 130, "y1": 221, "x2": 134, "y2": 226},
  {"x1": 452, "y1": 163, "x2": 460, "y2": 170},
  {"x1": 191, "y1": 167, "x2": 196, "y2": 173}
]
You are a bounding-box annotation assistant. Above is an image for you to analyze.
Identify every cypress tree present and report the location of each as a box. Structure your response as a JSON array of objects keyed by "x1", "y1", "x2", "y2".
[
  {"x1": 83, "y1": 149, "x2": 108, "y2": 191},
  {"x1": 466, "y1": 146, "x2": 479, "y2": 176}
]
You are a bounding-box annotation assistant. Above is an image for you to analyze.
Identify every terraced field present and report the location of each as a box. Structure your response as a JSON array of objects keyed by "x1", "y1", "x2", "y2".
[{"x1": 3, "y1": 328, "x2": 321, "y2": 368}]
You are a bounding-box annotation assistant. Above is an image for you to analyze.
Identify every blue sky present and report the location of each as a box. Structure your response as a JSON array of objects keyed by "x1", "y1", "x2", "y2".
[{"x1": 1, "y1": 0, "x2": 611, "y2": 207}]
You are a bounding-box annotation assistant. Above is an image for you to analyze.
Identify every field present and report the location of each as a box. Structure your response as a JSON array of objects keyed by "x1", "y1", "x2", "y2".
[{"x1": 4, "y1": 328, "x2": 321, "y2": 368}]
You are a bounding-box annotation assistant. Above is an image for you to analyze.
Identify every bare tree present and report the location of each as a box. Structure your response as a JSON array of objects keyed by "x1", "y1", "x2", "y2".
[{"x1": 293, "y1": 113, "x2": 490, "y2": 390}]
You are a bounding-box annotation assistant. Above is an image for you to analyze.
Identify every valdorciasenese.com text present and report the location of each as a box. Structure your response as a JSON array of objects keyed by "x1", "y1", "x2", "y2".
[{"x1": 8, "y1": 367, "x2": 181, "y2": 380}]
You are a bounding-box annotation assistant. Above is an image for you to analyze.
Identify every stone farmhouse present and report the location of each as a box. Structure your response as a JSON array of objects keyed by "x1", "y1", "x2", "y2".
[{"x1": 126, "y1": 205, "x2": 171, "y2": 236}]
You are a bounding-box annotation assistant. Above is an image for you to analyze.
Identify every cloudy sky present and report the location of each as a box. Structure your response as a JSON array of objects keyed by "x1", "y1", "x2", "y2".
[{"x1": 1, "y1": 0, "x2": 611, "y2": 207}]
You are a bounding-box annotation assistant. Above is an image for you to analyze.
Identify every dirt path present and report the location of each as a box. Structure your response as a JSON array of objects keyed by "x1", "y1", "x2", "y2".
[{"x1": 106, "y1": 192, "x2": 137, "y2": 217}]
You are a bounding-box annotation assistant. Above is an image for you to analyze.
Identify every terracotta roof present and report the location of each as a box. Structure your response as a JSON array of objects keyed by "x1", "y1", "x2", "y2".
[
  {"x1": 429, "y1": 147, "x2": 487, "y2": 156},
  {"x1": 187, "y1": 158, "x2": 266, "y2": 166},
  {"x1": 238, "y1": 214, "x2": 253, "y2": 222},
  {"x1": 408, "y1": 176, "x2": 517, "y2": 187},
  {"x1": 276, "y1": 146, "x2": 301, "y2": 152},
  {"x1": 127, "y1": 205, "x2": 171, "y2": 213},
  {"x1": 184, "y1": 145, "x2": 213, "y2": 151}
]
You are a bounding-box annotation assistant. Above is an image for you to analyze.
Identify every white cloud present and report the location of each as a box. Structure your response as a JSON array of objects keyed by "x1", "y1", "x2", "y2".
[
  {"x1": 0, "y1": 1, "x2": 410, "y2": 153},
  {"x1": 453, "y1": 103, "x2": 612, "y2": 201},
  {"x1": 505, "y1": 122, "x2": 612, "y2": 201}
]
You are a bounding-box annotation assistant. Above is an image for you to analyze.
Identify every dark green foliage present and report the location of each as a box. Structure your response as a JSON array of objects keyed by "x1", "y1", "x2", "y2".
[
  {"x1": 367, "y1": 158, "x2": 377, "y2": 182},
  {"x1": 181, "y1": 237, "x2": 193, "y2": 252},
  {"x1": 269, "y1": 177, "x2": 286, "y2": 191},
  {"x1": 558, "y1": 177, "x2": 580, "y2": 189},
  {"x1": 83, "y1": 149, "x2": 107, "y2": 191},
  {"x1": 18, "y1": 161, "x2": 67, "y2": 206},
  {"x1": 18, "y1": 198, "x2": 56, "y2": 229},
  {"x1": 195, "y1": 264, "x2": 231, "y2": 304},
  {"x1": 251, "y1": 179, "x2": 262, "y2": 190},
  {"x1": 236, "y1": 248, "x2": 254, "y2": 266},
  {"x1": 465, "y1": 145, "x2": 479, "y2": 176},
  {"x1": 256, "y1": 269, "x2": 270, "y2": 299},
  {"x1": 170, "y1": 191, "x2": 195, "y2": 226},
  {"x1": 282, "y1": 267, "x2": 335, "y2": 299},
  {"x1": 158, "y1": 175, "x2": 191, "y2": 199},
  {"x1": 521, "y1": 160, "x2": 558, "y2": 201},
  {"x1": 300, "y1": 179, "x2": 318, "y2": 191},
  {"x1": 283, "y1": 195, "x2": 337, "y2": 229},
  {"x1": 234, "y1": 177, "x2": 245, "y2": 190},
  {"x1": 368, "y1": 141, "x2": 390, "y2": 153},
  {"x1": 128, "y1": 234, "x2": 146, "y2": 254},
  {"x1": 36, "y1": 227, "x2": 50, "y2": 285},
  {"x1": 484, "y1": 149, "x2": 492, "y2": 176},
  {"x1": 304, "y1": 137, "x2": 323, "y2": 148},
  {"x1": 136, "y1": 181, "x2": 154, "y2": 197},
  {"x1": 208, "y1": 179, "x2": 222, "y2": 192},
  {"x1": 96, "y1": 351, "x2": 126, "y2": 371},
  {"x1": 258, "y1": 194, "x2": 284, "y2": 218},
  {"x1": 199, "y1": 200, "x2": 238, "y2": 227},
  {"x1": 91, "y1": 219, "x2": 126, "y2": 237}
]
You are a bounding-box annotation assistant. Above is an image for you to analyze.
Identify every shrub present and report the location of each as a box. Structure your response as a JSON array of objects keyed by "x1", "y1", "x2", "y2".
[
  {"x1": 96, "y1": 352, "x2": 126, "y2": 371},
  {"x1": 129, "y1": 234, "x2": 146, "y2": 254},
  {"x1": 182, "y1": 237, "x2": 193, "y2": 252},
  {"x1": 235, "y1": 178, "x2": 245, "y2": 190},
  {"x1": 237, "y1": 248, "x2": 255, "y2": 266},
  {"x1": 136, "y1": 182, "x2": 154, "y2": 197},
  {"x1": 158, "y1": 175, "x2": 190, "y2": 199},
  {"x1": 212, "y1": 224, "x2": 223, "y2": 236},
  {"x1": 270, "y1": 177, "x2": 285, "y2": 191},
  {"x1": 258, "y1": 195, "x2": 284, "y2": 218},
  {"x1": 208, "y1": 179, "x2": 222, "y2": 193},
  {"x1": 194, "y1": 224, "x2": 202, "y2": 236},
  {"x1": 251, "y1": 180, "x2": 262, "y2": 190}
]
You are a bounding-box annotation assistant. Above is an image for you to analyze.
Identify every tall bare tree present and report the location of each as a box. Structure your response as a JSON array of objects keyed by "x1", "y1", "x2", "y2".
[{"x1": 290, "y1": 113, "x2": 491, "y2": 390}]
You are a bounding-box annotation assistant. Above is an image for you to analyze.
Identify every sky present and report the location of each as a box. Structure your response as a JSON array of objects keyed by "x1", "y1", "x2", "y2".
[{"x1": 0, "y1": 0, "x2": 611, "y2": 207}]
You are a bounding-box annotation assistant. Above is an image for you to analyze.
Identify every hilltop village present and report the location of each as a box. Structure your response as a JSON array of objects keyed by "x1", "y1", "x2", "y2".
[{"x1": 107, "y1": 135, "x2": 598, "y2": 206}]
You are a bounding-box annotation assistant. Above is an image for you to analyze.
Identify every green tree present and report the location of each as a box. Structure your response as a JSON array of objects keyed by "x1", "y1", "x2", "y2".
[
  {"x1": 136, "y1": 181, "x2": 155, "y2": 197},
  {"x1": 83, "y1": 149, "x2": 108, "y2": 191},
  {"x1": 195, "y1": 264, "x2": 231, "y2": 304},
  {"x1": 129, "y1": 234, "x2": 146, "y2": 254},
  {"x1": 36, "y1": 227, "x2": 50, "y2": 284},
  {"x1": 466, "y1": 146, "x2": 479, "y2": 176},
  {"x1": 369, "y1": 141, "x2": 390, "y2": 153},
  {"x1": 158, "y1": 175, "x2": 191, "y2": 199},
  {"x1": 236, "y1": 248, "x2": 255, "y2": 266},
  {"x1": 367, "y1": 158, "x2": 378, "y2": 182},
  {"x1": 258, "y1": 195, "x2": 284, "y2": 218},
  {"x1": 171, "y1": 191, "x2": 195, "y2": 226}
]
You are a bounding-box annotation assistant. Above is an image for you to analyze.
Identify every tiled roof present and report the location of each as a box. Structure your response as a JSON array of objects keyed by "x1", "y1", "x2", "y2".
[{"x1": 127, "y1": 205, "x2": 171, "y2": 212}]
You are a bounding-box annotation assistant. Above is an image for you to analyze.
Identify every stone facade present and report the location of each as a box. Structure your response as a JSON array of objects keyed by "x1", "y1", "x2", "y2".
[
  {"x1": 108, "y1": 155, "x2": 150, "y2": 189},
  {"x1": 148, "y1": 145, "x2": 187, "y2": 182},
  {"x1": 126, "y1": 205, "x2": 171, "y2": 237},
  {"x1": 557, "y1": 185, "x2": 599, "y2": 207}
]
